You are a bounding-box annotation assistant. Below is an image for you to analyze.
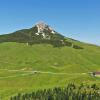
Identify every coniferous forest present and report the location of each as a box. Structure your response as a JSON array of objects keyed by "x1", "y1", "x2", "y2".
[{"x1": 10, "y1": 83, "x2": 100, "y2": 100}]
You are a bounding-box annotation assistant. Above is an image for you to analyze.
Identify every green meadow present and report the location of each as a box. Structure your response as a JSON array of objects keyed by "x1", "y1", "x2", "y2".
[{"x1": 0, "y1": 42, "x2": 100, "y2": 99}]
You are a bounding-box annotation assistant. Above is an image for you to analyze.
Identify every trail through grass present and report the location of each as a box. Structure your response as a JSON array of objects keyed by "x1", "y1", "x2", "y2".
[{"x1": 0, "y1": 69, "x2": 87, "y2": 79}]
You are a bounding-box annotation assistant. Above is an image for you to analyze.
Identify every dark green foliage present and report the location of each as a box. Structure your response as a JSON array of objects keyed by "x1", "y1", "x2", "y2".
[
  {"x1": 10, "y1": 83, "x2": 100, "y2": 100},
  {"x1": 64, "y1": 41, "x2": 72, "y2": 47},
  {"x1": 73, "y1": 45, "x2": 83, "y2": 49}
]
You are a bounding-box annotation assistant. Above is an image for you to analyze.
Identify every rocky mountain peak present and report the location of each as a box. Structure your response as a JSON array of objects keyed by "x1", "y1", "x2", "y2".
[
  {"x1": 35, "y1": 21, "x2": 55, "y2": 39},
  {"x1": 36, "y1": 22, "x2": 47, "y2": 33}
]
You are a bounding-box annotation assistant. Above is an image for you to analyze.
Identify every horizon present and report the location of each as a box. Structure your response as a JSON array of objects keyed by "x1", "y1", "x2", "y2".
[{"x1": 0, "y1": 0, "x2": 100, "y2": 45}]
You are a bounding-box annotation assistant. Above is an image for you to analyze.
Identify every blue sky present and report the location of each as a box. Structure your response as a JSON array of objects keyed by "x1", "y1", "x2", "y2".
[{"x1": 0, "y1": 0, "x2": 100, "y2": 45}]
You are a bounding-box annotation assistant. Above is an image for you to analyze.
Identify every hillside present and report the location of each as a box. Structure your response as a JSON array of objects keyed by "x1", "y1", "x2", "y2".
[
  {"x1": 0, "y1": 42, "x2": 100, "y2": 73},
  {"x1": 0, "y1": 22, "x2": 99, "y2": 72},
  {"x1": 0, "y1": 22, "x2": 100, "y2": 99}
]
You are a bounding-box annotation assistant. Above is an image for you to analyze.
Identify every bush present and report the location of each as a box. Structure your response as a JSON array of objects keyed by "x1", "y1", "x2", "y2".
[
  {"x1": 10, "y1": 83, "x2": 100, "y2": 100},
  {"x1": 73, "y1": 45, "x2": 83, "y2": 49}
]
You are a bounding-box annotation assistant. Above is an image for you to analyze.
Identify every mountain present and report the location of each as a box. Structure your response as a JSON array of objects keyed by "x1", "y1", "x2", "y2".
[
  {"x1": 0, "y1": 22, "x2": 83, "y2": 49},
  {"x1": 0, "y1": 22, "x2": 100, "y2": 100},
  {"x1": 0, "y1": 22, "x2": 100, "y2": 72}
]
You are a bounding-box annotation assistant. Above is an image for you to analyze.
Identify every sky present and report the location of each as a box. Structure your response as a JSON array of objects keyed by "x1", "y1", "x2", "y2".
[{"x1": 0, "y1": 0, "x2": 100, "y2": 45}]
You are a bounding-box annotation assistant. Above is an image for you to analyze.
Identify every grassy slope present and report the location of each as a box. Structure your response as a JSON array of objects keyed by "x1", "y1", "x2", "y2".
[
  {"x1": 0, "y1": 42, "x2": 100, "y2": 72},
  {"x1": 0, "y1": 42, "x2": 100, "y2": 99}
]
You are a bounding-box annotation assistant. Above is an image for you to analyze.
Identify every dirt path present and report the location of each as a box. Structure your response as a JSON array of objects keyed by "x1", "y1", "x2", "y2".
[{"x1": 0, "y1": 69, "x2": 87, "y2": 79}]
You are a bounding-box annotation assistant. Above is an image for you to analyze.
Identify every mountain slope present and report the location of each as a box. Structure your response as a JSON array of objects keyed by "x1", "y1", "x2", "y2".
[
  {"x1": 0, "y1": 22, "x2": 100, "y2": 73},
  {"x1": 0, "y1": 42, "x2": 100, "y2": 73}
]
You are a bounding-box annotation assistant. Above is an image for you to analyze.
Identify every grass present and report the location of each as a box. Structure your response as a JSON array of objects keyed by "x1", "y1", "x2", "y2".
[
  {"x1": 0, "y1": 42, "x2": 100, "y2": 99},
  {"x1": 0, "y1": 69, "x2": 100, "y2": 100},
  {"x1": 0, "y1": 42, "x2": 100, "y2": 72}
]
